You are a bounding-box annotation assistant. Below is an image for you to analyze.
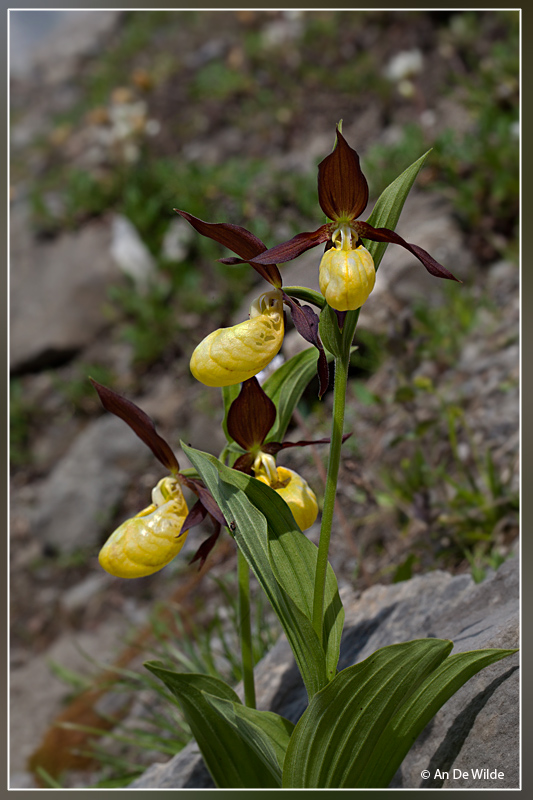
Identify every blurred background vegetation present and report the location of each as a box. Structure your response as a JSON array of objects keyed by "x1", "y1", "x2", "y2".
[
  {"x1": 13, "y1": 11, "x2": 519, "y2": 274},
  {"x1": 11, "y1": 7, "x2": 519, "y2": 564},
  {"x1": 10, "y1": 9, "x2": 519, "y2": 787},
  {"x1": 10, "y1": 6, "x2": 518, "y2": 433}
]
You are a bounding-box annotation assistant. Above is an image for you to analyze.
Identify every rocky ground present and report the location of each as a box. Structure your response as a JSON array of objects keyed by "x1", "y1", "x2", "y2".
[{"x1": 9, "y1": 10, "x2": 519, "y2": 788}]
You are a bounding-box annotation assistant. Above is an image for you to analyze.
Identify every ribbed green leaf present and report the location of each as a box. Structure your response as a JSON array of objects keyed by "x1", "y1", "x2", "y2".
[
  {"x1": 282, "y1": 638, "x2": 517, "y2": 788},
  {"x1": 282, "y1": 639, "x2": 452, "y2": 788},
  {"x1": 363, "y1": 150, "x2": 431, "y2": 270},
  {"x1": 265, "y1": 503, "x2": 343, "y2": 683},
  {"x1": 262, "y1": 346, "x2": 330, "y2": 443},
  {"x1": 144, "y1": 665, "x2": 279, "y2": 788},
  {"x1": 318, "y1": 305, "x2": 344, "y2": 359},
  {"x1": 208, "y1": 695, "x2": 294, "y2": 778},
  {"x1": 182, "y1": 444, "x2": 337, "y2": 698},
  {"x1": 358, "y1": 646, "x2": 518, "y2": 787}
]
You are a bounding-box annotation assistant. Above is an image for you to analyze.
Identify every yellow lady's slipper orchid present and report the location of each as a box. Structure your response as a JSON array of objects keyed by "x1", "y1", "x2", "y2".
[
  {"x1": 99, "y1": 476, "x2": 189, "y2": 578},
  {"x1": 319, "y1": 224, "x2": 375, "y2": 311},
  {"x1": 254, "y1": 453, "x2": 318, "y2": 532},
  {"x1": 91, "y1": 380, "x2": 227, "y2": 572},
  {"x1": 190, "y1": 289, "x2": 284, "y2": 387},
  {"x1": 248, "y1": 127, "x2": 460, "y2": 296},
  {"x1": 174, "y1": 210, "x2": 329, "y2": 396}
]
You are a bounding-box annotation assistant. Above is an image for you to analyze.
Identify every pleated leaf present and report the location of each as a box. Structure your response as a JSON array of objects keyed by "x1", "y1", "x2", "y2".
[
  {"x1": 357, "y1": 645, "x2": 518, "y2": 788},
  {"x1": 283, "y1": 638, "x2": 450, "y2": 787},
  {"x1": 207, "y1": 695, "x2": 294, "y2": 777},
  {"x1": 266, "y1": 504, "x2": 343, "y2": 683},
  {"x1": 182, "y1": 443, "x2": 343, "y2": 696},
  {"x1": 282, "y1": 638, "x2": 517, "y2": 788},
  {"x1": 144, "y1": 665, "x2": 280, "y2": 788}
]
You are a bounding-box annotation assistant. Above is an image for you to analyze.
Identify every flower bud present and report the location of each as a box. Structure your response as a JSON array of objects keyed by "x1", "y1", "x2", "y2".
[
  {"x1": 255, "y1": 464, "x2": 318, "y2": 531},
  {"x1": 190, "y1": 289, "x2": 284, "y2": 387},
  {"x1": 98, "y1": 477, "x2": 189, "y2": 578},
  {"x1": 319, "y1": 242, "x2": 375, "y2": 311}
]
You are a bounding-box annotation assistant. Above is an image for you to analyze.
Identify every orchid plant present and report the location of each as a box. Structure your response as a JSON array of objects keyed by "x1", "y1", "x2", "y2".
[{"x1": 92, "y1": 125, "x2": 515, "y2": 788}]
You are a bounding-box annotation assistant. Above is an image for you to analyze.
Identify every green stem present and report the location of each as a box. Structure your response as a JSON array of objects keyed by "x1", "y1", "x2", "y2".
[
  {"x1": 238, "y1": 548, "x2": 256, "y2": 708},
  {"x1": 312, "y1": 308, "x2": 359, "y2": 640},
  {"x1": 312, "y1": 349, "x2": 350, "y2": 638},
  {"x1": 283, "y1": 286, "x2": 326, "y2": 309}
]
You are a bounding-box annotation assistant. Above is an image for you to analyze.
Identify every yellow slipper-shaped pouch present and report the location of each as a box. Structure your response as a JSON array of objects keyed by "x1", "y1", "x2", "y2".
[
  {"x1": 99, "y1": 477, "x2": 189, "y2": 578},
  {"x1": 190, "y1": 289, "x2": 284, "y2": 387}
]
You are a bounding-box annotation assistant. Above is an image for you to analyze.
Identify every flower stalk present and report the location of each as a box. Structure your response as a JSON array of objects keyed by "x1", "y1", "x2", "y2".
[
  {"x1": 312, "y1": 324, "x2": 353, "y2": 638},
  {"x1": 238, "y1": 548, "x2": 256, "y2": 708}
]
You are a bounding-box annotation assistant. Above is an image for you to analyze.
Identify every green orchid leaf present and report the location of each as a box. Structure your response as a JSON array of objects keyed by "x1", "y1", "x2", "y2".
[
  {"x1": 208, "y1": 695, "x2": 294, "y2": 778},
  {"x1": 182, "y1": 443, "x2": 343, "y2": 696},
  {"x1": 358, "y1": 645, "x2": 518, "y2": 787},
  {"x1": 364, "y1": 150, "x2": 431, "y2": 271},
  {"x1": 144, "y1": 664, "x2": 281, "y2": 788},
  {"x1": 263, "y1": 346, "x2": 332, "y2": 443},
  {"x1": 283, "y1": 639, "x2": 451, "y2": 788},
  {"x1": 282, "y1": 639, "x2": 517, "y2": 788},
  {"x1": 263, "y1": 491, "x2": 344, "y2": 683},
  {"x1": 318, "y1": 305, "x2": 344, "y2": 358}
]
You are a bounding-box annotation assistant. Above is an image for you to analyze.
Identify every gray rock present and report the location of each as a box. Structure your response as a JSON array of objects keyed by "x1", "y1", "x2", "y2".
[
  {"x1": 130, "y1": 743, "x2": 215, "y2": 790},
  {"x1": 10, "y1": 205, "x2": 125, "y2": 373},
  {"x1": 9, "y1": 614, "x2": 129, "y2": 780},
  {"x1": 110, "y1": 214, "x2": 157, "y2": 291},
  {"x1": 161, "y1": 217, "x2": 194, "y2": 263},
  {"x1": 130, "y1": 556, "x2": 518, "y2": 789},
  {"x1": 59, "y1": 573, "x2": 113, "y2": 615},
  {"x1": 28, "y1": 415, "x2": 151, "y2": 554}
]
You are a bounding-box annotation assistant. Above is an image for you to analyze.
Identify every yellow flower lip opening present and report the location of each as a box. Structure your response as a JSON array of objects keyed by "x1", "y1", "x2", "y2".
[
  {"x1": 98, "y1": 476, "x2": 189, "y2": 579},
  {"x1": 331, "y1": 222, "x2": 356, "y2": 250},
  {"x1": 249, "y1": 289, "x2": 282, "y2": 318},
  {"x1": 190, "y1": 289, "x2": 284, "y2": 387},
  {"x1": 253, "y1": 452, "x2": 278, "y2": 485},
  {"x1": 254, "y1": 459, "x2": 318, "y2": 532}
]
